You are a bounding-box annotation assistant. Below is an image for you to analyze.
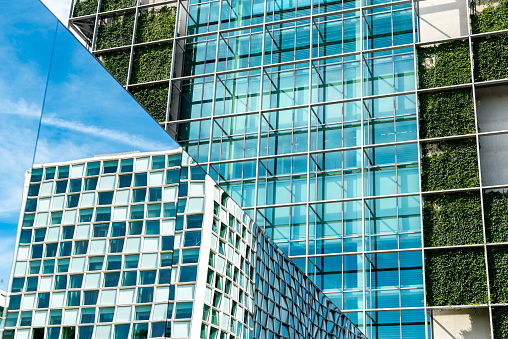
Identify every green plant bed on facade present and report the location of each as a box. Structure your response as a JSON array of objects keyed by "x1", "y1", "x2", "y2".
[
  {"x1": 73, "y1": 0, "x2": 98, "y2": 17},
  {"x1": 130, "y1": 44, "x2": 172, "y2": 84},
  {"x1": 494, "y1": 307, "x2": 508, "y2": 339},
  {"x1": 421, "y1": 138, "x2": 479, "y2": 191},
  {"x1": 95, "y1": 12, "x2": 134, "y2": 50},
  {"x1": 99, "y1": 50, "x2": 130, "y2": 85},
  {"x1": 417, "y1": 40, "x2": 471, "y2": 89},
  {"x1": 425, "y1": 248, "x2": 487, "y2": 306},
  {"x1": 423, "y1": 192, "x2": 483, "y2": 247},
  {"x1": 136, "y1": 6, "x2": 176, "y2": 43},
  {"x1": 473, "y1": 35, "x2": 508, "y2": 82},
  {"x1": 471, "y1": 0, "x2": 508, "y2": 34},
  {"x1": 489, "y1": 247, "x2": 508, "y2": 304},
  {"x1": 484, "y1": 191, "x2": 508, "y2": 243},
  {"x1": 100, "y1": 0, "x2": 136, "y2": 12},
  {"x1": 130, "y1": 84, "x2": 168, "y2": 123},
  {"x1": 419, "y1": 89, "x2": 475, "y2": 139}
]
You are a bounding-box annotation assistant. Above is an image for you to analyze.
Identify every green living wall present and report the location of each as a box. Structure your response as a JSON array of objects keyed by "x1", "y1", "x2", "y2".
[
  {"x1": 136, "y1": 7, "x2": 176, "y2": 43},
  {"x1": 423, "y1": 192, "x2": 483, "y2": 247},
  {"x1": 489, "y1": 247, "x2": 508, "y2": 304},
  {"x1": 421, "y1": 138, "x2": 479, "y2": 191},
  {"x1": 95, "y1": 12, "x2": 135, "y2": 50},
  {"x1": 130, "y1": 84, "x2": 169, "y2": 123},
  {"x1": 474, "y1": 35, "x2": 508, "y2": 82},
  {"x1": 425, "y1": 248, "x2": 487, "y2": 306},
  {"x1": 418, "y1": 89, "x2": 475, "y2": 139},
  {"x1": 471, "y1": 0, "x2": 508, "y2": 34},
  {"x1": 494, "y1": 307, "x2": 508, "y2": 339},
  {"x1": 100, "y1": 0, "x2": 136, "y2": 12},
  {"x1": 131, "y1": 44, "x2": 172, "y2": 84},
  {"x1": 484, "y1": 191, "x2": 508, "y2": 243},
  {"x1": 100, "y1": 50, "x2": 130, "y2": 85},
  {"x1": 417, "y1": 40, "x2": 471, "y2": 89},
  {"x1": 73, "y1": 0, "x2": 98, "y2": 17}
]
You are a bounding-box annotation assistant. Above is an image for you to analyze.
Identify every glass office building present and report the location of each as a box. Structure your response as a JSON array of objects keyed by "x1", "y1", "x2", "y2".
[
  {"x1": 4, "y1": 150, "x2": 365, "y2": 339},
  {"x1": 62, "y1": 0, "x2": 508, "y2": 337}
]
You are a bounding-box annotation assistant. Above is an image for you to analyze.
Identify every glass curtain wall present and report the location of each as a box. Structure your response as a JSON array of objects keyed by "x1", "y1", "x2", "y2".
[{"x1": 170, "y1": 0, "x2": 423, "y2": 337}]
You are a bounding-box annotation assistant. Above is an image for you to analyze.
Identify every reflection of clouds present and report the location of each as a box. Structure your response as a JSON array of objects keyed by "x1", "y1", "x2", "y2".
[
  {"x1": 0, "y1": 98, "x2": 42, "y2": 117},
  {"x1": 0, "y1": 235, "x2": 17, "y2": 291},
  {"x1": 41, "y1": 113, "x2": 173, "y2": 152},
  {"x1": 40, "y1": 0, "x2": 71, "y2": 25}
]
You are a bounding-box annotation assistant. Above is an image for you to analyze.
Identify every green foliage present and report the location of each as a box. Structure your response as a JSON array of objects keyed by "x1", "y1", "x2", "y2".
[
  {"x1": 425, "y1": 248, "x2": 487, "y2": 306},
  {"x1": 493, "y1": 307, "x2": 508, "y2": 339},
  {"x1": 417, "y1": 40, "x2": 471, "y2": 89},
  {"x1": 421, "y1": 139, "x2": 479, "y2": 191},
  {"x1": 489, "y1": 247, "x2": 508, "y2": 303},
  {"x1": 96, "y1": 12, "x2": 134, "y2": 50},
  {"x1": 136, "y1": 6, "x2": 177, "y2": 43},
  {"x1": 100, "y1": 50, "x2": 130, "y2": 85},
  {"x1": 484, "y1": 191, "x2": 508, "y2": 243},
  {"x1": 100, "y1": 0, "x2": 136, "y2": 12},
  {"x1": 130, "y1": 44, "x2": 172, "y2": 84},
  {"x1": 423, "y1": 192, "x2": 483, "y2": 247},
  {"x1": 130, "y1": 84, "x2": 168, "y2": 123},
  {"x1": 473, "y1": 35, "x2": 508, "y2": 82},
  {"x1": 471, "y1": 0, "x2": 508, "y2": 34},
  {"x1": 419, "y1": 89, "x2": 475, "y2": 139},
  {"x1": 73, "y1": 0, "x2": 98, "y2": 17}
]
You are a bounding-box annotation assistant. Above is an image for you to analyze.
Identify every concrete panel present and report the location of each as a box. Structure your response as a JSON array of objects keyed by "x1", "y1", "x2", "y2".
[
  {"x1": 431, "y1": 308, "x2": 491, "y2": 339},
  {"x1": 418, "y1": 0, "x2": 469, "y2": 42},
  {"x1": 480, "y1": 134, "x2": 508, "y2": 186},
  {"x1": 476, "y1": 86, "x2": 508, "y2": 133}
]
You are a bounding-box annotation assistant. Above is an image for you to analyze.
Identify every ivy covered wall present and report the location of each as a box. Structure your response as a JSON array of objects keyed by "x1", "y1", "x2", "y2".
[
  {"x1": 73, "y1": 0, "x2": 98, "y2": 17},
  {"x1": 493, "y1": 307, "x2": 508, "y2": 339},
  {"x1": 418, "y1": 89, "x2": 475, "y2": 139},
  {"x1": 489, "y1": 247, "x2": 508, "y2": 304},
  {"x1": 99, "y1": 51, "x2": 130, "y2": 85},
  {"x1": 416, "y1": 40, "x2": 471, "y2": 89},
  {"x1": 421, "y1": 139, "x2": 479, "y2": 191},
  {"x1": 474, "y1": 35, "x2": 508, "y2": 82},
  {"x1": 136, "y1": 7, "x2": 176, "y2": 43},
  {"x1": 484, "y1": 191, "x2": 508, "y2": 243},
  {"x1": 130, "y1": 84, "x2": 169, "y2": 123},
  {"x1": 100, "y1": 0, "x2": 136, "y2": 12},
  {"x1": 423, "y1": 192, "x2": 483, "y2": 247},
  {"x1": 425, "y1": 248, "x2": 487, "y2": 306},
  {"x1": 96, "y1": 12, "x2": 135, "y2": 50},
  {"x1": 131, "y1": 44, "x2": 172, "y2": 84},
  {"x1": 471, "y1": 0, "x2": 508, "y2": 34}
]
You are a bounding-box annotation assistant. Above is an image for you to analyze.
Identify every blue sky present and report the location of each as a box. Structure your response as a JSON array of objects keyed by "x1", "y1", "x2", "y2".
[{"x1": 0, "y1": 0, "x2": 178, "y2": 290}]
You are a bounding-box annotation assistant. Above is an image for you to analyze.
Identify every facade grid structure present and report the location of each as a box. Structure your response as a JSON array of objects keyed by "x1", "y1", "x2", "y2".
[
  {"x1": 3, "y1": 149, "x2": 365, "y2": 339},
  {"x1": 68, "y1": 0, "x2": 508, "y2": 337}
]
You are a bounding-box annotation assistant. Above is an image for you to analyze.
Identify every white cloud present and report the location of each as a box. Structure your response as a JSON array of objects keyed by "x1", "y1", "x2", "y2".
[{"x1": 40, "y1": 0, "x2": 72, "y2": 25}]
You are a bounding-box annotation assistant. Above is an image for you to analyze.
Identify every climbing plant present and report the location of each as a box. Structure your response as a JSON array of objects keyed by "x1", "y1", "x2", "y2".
[
  {"x1": 484, "y1": 191, "x2": 508, "y2": 243},
  {"x1": 471, "y1": 0, "x2": 508, "y2": 34},
  {"x1": 95, "y1": 12, "x2": 135, "y2": 50},
  {"x1": 493, "y1": 307, "x2": 508, "y2": 338},
  {"x1": 73, "y1": 0, "x2": 98, "y2": 17},
  {"x1": 421, "y1": 138, "x2": 479, "y2": 191},
  {"x1": 99, "y1": 50, "x2": 130, "y2": 85},
  {"x1": 416, "y1": 40, "x2": 471, "y2": 89},
  {"x1": 423, "y1": 192, "x2": 483, "y2": 247},
  {"x1": 425, "y1": 248, "x2": 487, "y2": 306},
  {"x1": 136, "y1": 6, "x2": 177, "y2": 43},
  {"x1": 130, "y1": 44, "x2": 172, "y2": 84},
  {"x1": 489, "y1": 247, "x2": 508, "y2": 304},
  {"x1": 473, "y1": 35, "x2": 508, "y2": 82},
  {"x1": 418, "y1": 89, "x2": 475, "y2": 139},
  {"x1": 130, "y1": 84, "x2": 169, "y2": 123},
  {"x1": 100, "y1": 0, "x2": 136, "y2": 12}
]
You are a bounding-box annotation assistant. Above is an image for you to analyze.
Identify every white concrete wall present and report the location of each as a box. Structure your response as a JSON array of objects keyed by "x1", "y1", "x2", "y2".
[
  {"x1": 477, "y1": 85, "x2": 508, "y2": 186},
  {"x1": 418, "y1": 0, "x2": 469, "y2": 42},
  {"x1": 431, "y1": 308, "x2": 491, "y2": 339}
]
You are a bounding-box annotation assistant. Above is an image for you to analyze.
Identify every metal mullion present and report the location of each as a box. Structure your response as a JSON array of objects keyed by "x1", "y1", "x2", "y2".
[
  {"x1": 91, "y1": 0, "x2": 103, "y2": 50},
  {"x1": 126, "y1": 0, "x2": 141, "y2": 88}
]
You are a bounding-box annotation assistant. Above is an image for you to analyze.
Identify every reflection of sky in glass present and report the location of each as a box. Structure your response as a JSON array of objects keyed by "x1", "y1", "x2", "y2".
[{"x1": 0, "y1": 0, "x2": 178, "y2": 290}]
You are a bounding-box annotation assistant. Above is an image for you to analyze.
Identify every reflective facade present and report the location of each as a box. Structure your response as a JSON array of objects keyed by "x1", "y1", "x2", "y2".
[{"x1": 4, "y1": 149, "x2": 365, "y2": 339}]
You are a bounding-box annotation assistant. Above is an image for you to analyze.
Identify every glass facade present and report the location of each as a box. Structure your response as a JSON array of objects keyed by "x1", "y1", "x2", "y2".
[{"x1": 4, "y1": 150, "x2": 365, "y2": 339}]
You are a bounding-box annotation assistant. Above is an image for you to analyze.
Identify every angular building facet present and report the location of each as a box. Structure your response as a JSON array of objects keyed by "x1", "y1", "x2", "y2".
[{"x1": 3, "y1": 149, "x2": 364, "y2": 339}]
